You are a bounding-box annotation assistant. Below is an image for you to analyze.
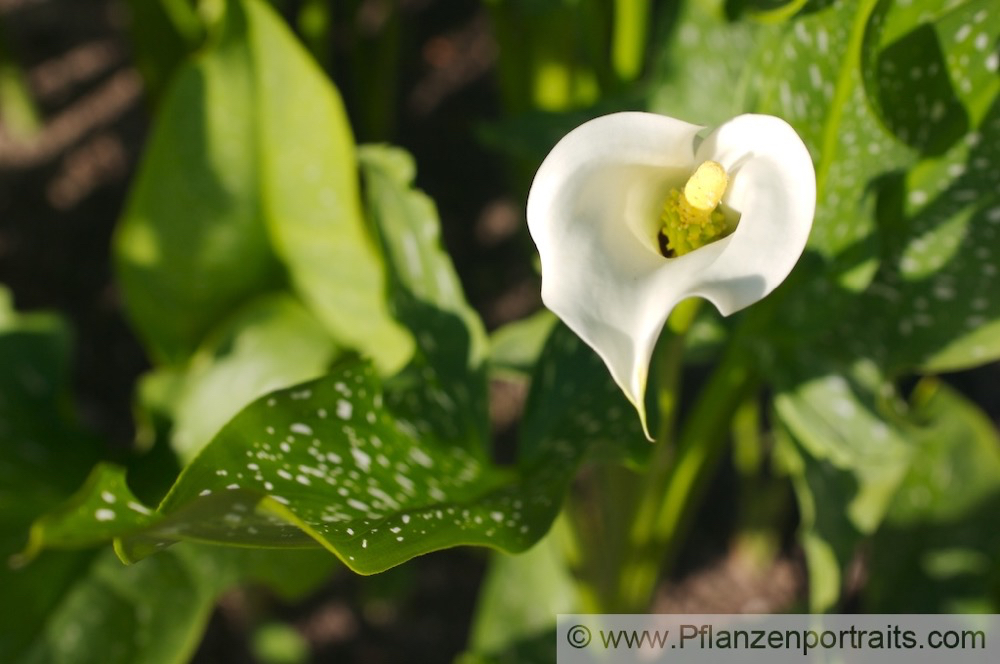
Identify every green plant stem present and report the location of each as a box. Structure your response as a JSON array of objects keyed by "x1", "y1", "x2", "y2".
[
  {"x1": 616, "y1": 327, "x2": 757, "y2": 612},
  {"x1": 611, "y1": 0, "x2": 650, "y2": 83},
  {"x1": 565, "y1": 299, "x2": 697, "y2": 613}
]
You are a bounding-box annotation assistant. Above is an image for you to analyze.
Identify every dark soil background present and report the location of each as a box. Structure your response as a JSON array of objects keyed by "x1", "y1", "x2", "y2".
[{"x1": 2, "y1": 1, "x2": 997, "y2": 662}]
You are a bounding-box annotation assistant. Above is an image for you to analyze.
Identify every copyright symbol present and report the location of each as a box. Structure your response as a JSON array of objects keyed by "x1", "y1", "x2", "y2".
[{"x1": 567, "y1": 624, "x2": 592, "y2": 648}]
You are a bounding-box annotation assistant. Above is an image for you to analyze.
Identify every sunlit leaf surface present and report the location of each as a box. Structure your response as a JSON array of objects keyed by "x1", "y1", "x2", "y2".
[{"x1": 115, "y1": 0, "x2": 410, "y2": 370}]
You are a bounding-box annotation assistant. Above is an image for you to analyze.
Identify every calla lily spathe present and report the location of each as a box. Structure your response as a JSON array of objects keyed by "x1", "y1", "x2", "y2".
[{"x1": 526, "y1": 112, "x2": 816, "y2": 437}]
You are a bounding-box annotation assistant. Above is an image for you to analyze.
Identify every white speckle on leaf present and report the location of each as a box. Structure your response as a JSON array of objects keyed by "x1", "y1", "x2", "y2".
[
  {"x1": 101, "y1": 491, "x2": 116, "y2": 504},
  {"x1": 348, "y1": 498, "x2": 370, "y2": 512},
  {"x1": 368, "y1": 487, "x2": 400, "y2": 509},
  {"x1": 394, "y1": 474, "x2": 415, "y2": 493},
  {"x1": 351, "y1": 448, "x2": 372, "y2": 473},
  {"x1": 128, "y1": 501, "x2": 151, "y2": 515},
  {"x1": 95, "y1": 508, "x2": 115, "y2": 522},
  {"x1": 291, "y1": 423, "x2": 313, "y2": 435},
  {"x1": 337, "y1": 400, "x2": 353, "y2": 420},
  {"x1": 408, "y1": 447, "x2": 434, "y2": 468}
]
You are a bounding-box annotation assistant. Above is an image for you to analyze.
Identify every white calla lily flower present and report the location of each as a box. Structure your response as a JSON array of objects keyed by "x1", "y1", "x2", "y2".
[{"x1": 527, "y1": 112, "x2": 815, "y2": 437}]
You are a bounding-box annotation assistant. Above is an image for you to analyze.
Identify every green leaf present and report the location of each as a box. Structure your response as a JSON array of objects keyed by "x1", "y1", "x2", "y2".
[
  {"x1": 773, "y1": 357, "x2": 912, "y2": 612},
  {"x1": 647, "y1": 0, "x2": 759, "y2": 126},
  {"x1": 168, "y1": 292, "x2": 339, "y2": 462},
  {"x1": 0, "y1": 549, "x2": 98, "y2": 662},
  {"x1": 114, "y1": 1, "x2": 283, "y2": 363},
  {"x1": 0, "y1": 288, "x2": 101, "y2": 542},
  {"x1": 466, "y1": 521, "x2": 581, "y2": 659},
  {"x1": 359, "y1": 144, "x2": 491, "y2": 451},
  {"x1": 759, "y1": 0, "x2": 1000, "y2": 370},
  {"x1": 519, "y1": 323, "x2": 648, "y2": 468},
  {"x1": 115, "y1": 0, "x2": 410, "y2": 370},
  {"x1": 248, "y1": 0, "x2": 411, "y2": 375},
  {"x1": 886, "y1": 381, "x2": 1000, "y2": 527},
  {"x1": 488, "y1": 309, "x2": 558, "y2": 378},
  {"x1": 18, "y1": 358, "x2": 573, "y2": 574},
  {"x1": 851, "y1": 0, "x2": 1000, "y2": 371},
  {"x1": 359, "y1": 144, "x2": 488, "y2": 361},
  {"x1": 866, "y1": 382, "x2": 1000, "y2": 612},
  {"x1": 15, "y1": 464, "x2": 153, "y2": 562},
  {"x1": 122, "y1": 0, "x2": 204, "y2": 99},
  {"x1": 456, "y1": 631, "x2": 556, "y2": 664},
  {"x1": 774, "y1": 354, "x2": 1000, "y2": 613},
  {"x1": 752, "y1": 0, "x2": 910, "y2": 282},
  {"x1": 5, "y1": 543, "x2": 334, "y2": 664}
]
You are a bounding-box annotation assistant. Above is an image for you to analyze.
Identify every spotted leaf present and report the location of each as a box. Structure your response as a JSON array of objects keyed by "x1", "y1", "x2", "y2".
[
  {"x1": 16, "y1": 359, "x2": 569, "y2": 574},
  {"x1": 854, "y1": 0, "x2": 1000, "y2": 371},
  {"x1": 359, "y1": 144, "x2": 491, "y2": 453}
]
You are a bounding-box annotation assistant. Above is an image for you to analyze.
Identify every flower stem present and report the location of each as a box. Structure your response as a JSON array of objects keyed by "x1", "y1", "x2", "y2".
[{"x1": 615, "y1": 321, "x2": 757, "y2": 612}]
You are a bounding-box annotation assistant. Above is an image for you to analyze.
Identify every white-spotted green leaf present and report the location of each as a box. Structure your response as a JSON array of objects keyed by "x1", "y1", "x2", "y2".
[
  {"x1": 752, "y1": 0, "x2": 911, "y2": 284},
  {"x1": 849, "y1": 0, "x2": 1000, "y2": 371},
  {"x1": 519, "y1": 323, "x2": 649, "y2": 468},
  {"x1": 359, "y1": 144, "x2": 488, "y2": 365},
  {"x1": 115, "y1": 0, "x2": 411, "y2": 370},
  {"x1": 745, "y1": 0, "x2": 999, "y2": 373},
  {"x1": 648, "y1": 0, "x2": 759, "y2": 127},
  {"x1": 17, "y1": 359, "x2": 573, "y2": 574},
  {"x1": 14, "y1": 465, "x2": 153, "y2": 562},
  {"x1": 0, "y1": 294, "x2": 336, "y2": 664},
  {"x1": 167, "y1": 292, "x2": 339, "y2": 462},
  {"x1": 359, "y1": 144, "x2": 491, "y2": 452}
]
